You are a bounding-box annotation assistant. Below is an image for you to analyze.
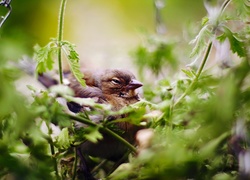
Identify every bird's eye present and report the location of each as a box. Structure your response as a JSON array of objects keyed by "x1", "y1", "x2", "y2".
[
  {"x1": 119, "y1": 92, "x2": 125, "y2": 97},
  {"x1": 111, "y1": 78, "x2": 121, "y2": 85}
]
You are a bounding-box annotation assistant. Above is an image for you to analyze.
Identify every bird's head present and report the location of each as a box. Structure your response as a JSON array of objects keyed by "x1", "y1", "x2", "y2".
[{"x1": 100, "y1": 69, "x2": 143, "y2": 99}]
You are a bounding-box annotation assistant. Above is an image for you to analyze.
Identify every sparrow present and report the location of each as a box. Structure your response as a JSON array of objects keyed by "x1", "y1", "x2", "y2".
[
  {"x1": 37, "y1": 68, "x2": 143, "y2": 179},
  {"x1": 67, "y1": 69, "x2": 143, "y2": 160}
]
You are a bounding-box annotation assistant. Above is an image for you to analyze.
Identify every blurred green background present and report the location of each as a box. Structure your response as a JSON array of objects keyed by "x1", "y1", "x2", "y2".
[{"x1": 0, "y1": 0, "x2": 205, "y2": 69}]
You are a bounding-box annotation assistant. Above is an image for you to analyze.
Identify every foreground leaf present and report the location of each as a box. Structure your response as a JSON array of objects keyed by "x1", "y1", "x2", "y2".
[
  {"x1": 62, "y1": 41, "x2": 86, "y2": 87},
  {"x1": 34, "y1": 43, "x2": 57, "y2": 74},
  {"x1": 55, "y1": 128, "x2": 71, "y2": 150},
  {"x1": 84, "y1": 126, "x2": 103, "y2": 143}
]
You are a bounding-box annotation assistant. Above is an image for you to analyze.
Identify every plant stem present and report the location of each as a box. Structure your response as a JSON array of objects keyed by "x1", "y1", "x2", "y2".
[
  {"x1": 44, "y1": 131, "x2": 60, "y2": 179},
  {"x1": 49, "y1": 141, "x2": 60, "y2": 179},
  {"x1": 91, "y1": 159, "x2": 108, "y2": 174},
  {"x1": 67, "y1": 113, "x2": 101, "y2": 127},
  {"x1": 67, "y1": 114, "x2": 137, "y2": 153},
  {"x1": 101, "y1": 127, "x2": 137, "y2": 153},
  {"x1": 196, "y1": 41, "x2": 212, "y2": 78},
  {"x1": 57, "y1": 0, "x2": 67, "y2": 84},
  {"x1": 174, "y1": 41, "x2": 213, "y2": 107},
  {"x1": 220, "y1": 0, "x2": 231, "y2": 16},
  {"x1": 173, "y1": 0, "x2": 232, "y2": 108},
  {"x1": 72, "y1": 147, "x2": 78, "y2": 180}
]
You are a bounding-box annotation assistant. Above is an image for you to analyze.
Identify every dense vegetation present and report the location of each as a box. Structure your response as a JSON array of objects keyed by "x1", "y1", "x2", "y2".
[{"x1": 1, "y1": 0, "x2": 250, "y2": 179}]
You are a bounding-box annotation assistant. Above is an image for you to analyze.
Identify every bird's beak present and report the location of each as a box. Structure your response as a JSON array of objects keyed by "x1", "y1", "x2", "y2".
[{"x1": 126, "y1": 79, "x2": 143, "y2": 90}]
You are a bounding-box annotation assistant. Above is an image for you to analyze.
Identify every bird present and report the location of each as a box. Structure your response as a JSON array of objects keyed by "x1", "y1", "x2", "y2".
[
  {"x1": 37, "y1": 68, "x2": 143, "y2": 179},
  {"x1": 67, "y1": 69, "x2": 143, "y2": 159}
]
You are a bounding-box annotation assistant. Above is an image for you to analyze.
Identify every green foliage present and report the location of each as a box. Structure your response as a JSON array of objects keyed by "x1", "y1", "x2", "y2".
[
  {"x1": 233, "y1": 0, "x2": 250, "y2": 18},
  {"x1": 132, "y1": 35, "x2": 178, "y2": 79},
  {"x1": 1, "y1": 0, "x2": 250, "y2": 179},
  {"x1": 55, "y1": 128, "x2": 71, "y2": 150},
  {"x1": 34, "y1": 42, "x2": 57, "y2": 74},
  {"x1": 118, "y1": 0, "x2": 250, "y2": 179},
  {"x1": 217, "y1": 26, "x2": 246, "y2": 57},
  {"x1": 30, "y1": 89, "x2": 71, "y2": 127},
  {"x1": 83, "y1": 126, "x2": 103, "y2": 143},
  {"x1": 189, "y1": 23, "x2": 211, "y2": 58},
  {"x1": 0, "y1": 64, "x2": 58, "y2": 179},
  {"x1": 34, "y1": 39, "x2": 86, "y2": 87},
  {"x1": 61, "y1": 41, "x2": 86, "y2": 87}
]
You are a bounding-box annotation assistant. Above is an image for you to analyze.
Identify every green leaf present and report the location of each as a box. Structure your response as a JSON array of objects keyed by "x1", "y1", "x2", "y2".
[
  {"x1": 26, "y1": 85, "x2": 38, "y2": 93},
  {"x1": 181, "y1": 69, "x2": 196, "y2": 79},
  {"x1": 31, "y1": 90, "x2": 71, "y2": 127},
  {"x1": 108, "y1": 163, "x2": 132, "y2": 180},
  {"x1": 33, "y1": 43, "x2": 57, "y2": 74},
  {"x1": 233, "y1": 0, "x2": 250, "y2": 18},
  {"x1": 61, "y1": 41, "x2": 86, "y2": 87},
  {"x1": 213, "y1": 173, "x2": 234, "y2": 180},
  {"x1": 132, "y1": 36, "x2": 177, "y2": 77},
  {"x1": 216, "y1": 32, "x2": 227, "y2": 43},
  {"x1": 201, "y1": 16, "x2": 209, "y2": 26},
  {"x1": 54, "y1": 128, "x2": 71, "y2": 150},
  {"x1": 200, "y1": 132, "x2": 229, "y2": 157},
  {"x1": 189, "y1": 24, "x2": 212, "y2": 58},
  {"x1": 84, "y1": 126, "x2": 103, "y2": 143},
  {"x1": 218, "y1": 26, "x2": 246, "y2": 57}
]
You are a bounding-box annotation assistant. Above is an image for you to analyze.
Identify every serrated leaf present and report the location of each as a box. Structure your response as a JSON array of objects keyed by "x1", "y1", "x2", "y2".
[
  {"x1": 229, "y1": 35, "x2": 245, "y2": 58},
  {"x1": 68, "y1": 50, "x2": 85, "y2": 87},
  {"x1": 190, "y1": 25, "x2": 211, "y2": 58},
  {"x1": 84, "y1": 126, "x2": 103, "y2": 143},
  {"x1": 233, "y1": 0, "x2": 250, "y2": 18},
  {"x1": 54, "y1": 128, "x2": 71, "y2": 150},
  {"x1": 61, "y1": 41, "x2": 86, "y2": 87},
  {"x1": 33, "y1": 43, "x2": 57, "y2": 74},
  {"x1": 220, "y1": 26, "x2": 246, "y2": 57},
  {"x1": 181, "y1": 69, "x2": 196, "y2": 79}
]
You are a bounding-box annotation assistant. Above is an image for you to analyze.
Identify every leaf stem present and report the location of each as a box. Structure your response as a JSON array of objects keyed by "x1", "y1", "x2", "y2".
[
  {"x1": 57, "y1": 0, "x2": 67, "y2": 84},
  {"x1": 67, "y1": 114, "x2": 137, "y2": 153},
  {"x1": 174, "y1": 41, "x2": 213, "y2": 107}
]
